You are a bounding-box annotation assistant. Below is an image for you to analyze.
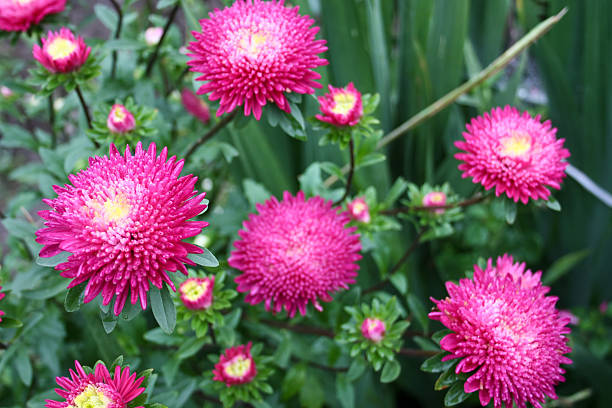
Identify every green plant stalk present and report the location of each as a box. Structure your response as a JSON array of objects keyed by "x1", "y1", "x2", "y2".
[
  {"x1": 323, "y1": 7, "x2": 568, "y2": 188},
  {"x1": 108, "y1": 0, "x2": 123, "y2": 79},
  {"x1": 75, "y1": 85, "x2": 93, "y2": 130},
  {"x1": 183, "y1": 111, "x2": 238, "y2": 162},
  {"x1": 48, "y1": 93, "x2": 56, "y2": 148},
  {"x1": 333, "y1": 137, "x2": 355, "y2": 206},
  {"x1": 144, "y1": 3, "x2": 180, "y2": 78}
]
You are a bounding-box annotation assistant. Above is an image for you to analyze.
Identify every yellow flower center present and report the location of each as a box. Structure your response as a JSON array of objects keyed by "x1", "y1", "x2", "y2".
[
  {"x1": 68, "y1": 385, "x2": 111, "y2": 408},
  {"x1": 224, "y1": 356, "x2": 252, "y2": 378},
  {"x1": 367, "y1": 320, "x2": 379, "y2": 331},
  {"x1": 331, "y1": 92, "x2": 357, "y2": 115},
  {"x1": 428, "y1": 192, "x2": 445, "y2": 205},
  {"x1": 111, "y1": 106, "x2": 126, "y2": 121},
  {"x1": 103, "y1": 196, "x2": 130, "y2": 222},
  {"x1": 47, "y1": 38, "x2": 77, "y2": 60},
  {"x1": 499, "y1": 132, "x2": 532, "y2": 157},
  {"x1": 181, "y1": 279, "x2": 210, "y2": 302},
  {"x1": 352, "y1": 201, "x2": 366, "y2": 214},
  {"x1": 16, "y1": 0, "x2": 35, "y2": 4},
  {"x1": 238, "y1": 30, "x2": 268, "y2": 57}
]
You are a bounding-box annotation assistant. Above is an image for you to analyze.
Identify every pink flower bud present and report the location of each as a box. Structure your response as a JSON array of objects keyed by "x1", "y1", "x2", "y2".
[
  {"x1": 32, "y1": 27, "x2": 90, "y2": 73},
  {"x1": 213, "y1": 342, "x2": 257, "y2": 386},
  {"x1": 347, "y1": 197, "x2": 371, "y2": 223},
  {"x1": 181, "y1": 89, "x2": 211, "y2": 124},
  {"x1": 179, "y1": 276, "x2": 215, "y2": 310},
  {"x1": 145, "y1": 27, "x2": 163, "y2": 46},
  {"x1": 422, "y1": 191, "x2": 447, "y2": 214},
  {"x1": 361, "y1": 317, "x2": 386, "y2": 343},
  {"x1": 600, "y1": 301, "x2": 608, "y2": 314},
  {"x1": 1, "y1": 86, "x2": 12, "y2": 98},
  {"x1": 316, "y1": 82, "x2": 363, "y2": 127},
  {"x1": 107, "y1": 104, "x2": 136, "y2": 134}
]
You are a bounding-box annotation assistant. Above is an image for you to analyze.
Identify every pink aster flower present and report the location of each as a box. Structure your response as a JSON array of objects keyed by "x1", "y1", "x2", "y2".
[
  {"x1": 361, "y1": 317, "x2": 386, "y2": 343},
  {"x1": 315, "y1": 82, "x2": 363, "y2": 127},
  {"x1": 229, "y1": 191, "x2": 362, "y2": 317},
  {"x1": 179, "y1": 276, "x2": 215, "y2": 310},
  {"x1": 187, "y1": 0, "x2": 328, "y2": 120},
  {"x1": 33, "y1": 27, "x2": 91, "y2": 74},
  {"x1": 0, "y1": 286, "x2": 5, "y2": 322},
  {"x1": 35, "y1": 142, "x2": 209, "y2": 315},
  {"x1": 0, "y1": 0, "x2": 66, "y2": 32},
  {"x1": 422, "y1": 191, "x2": 447, "y2": 214},
  {"x1": 107, "y1": 104, "x2": 136, "y2": 134},
  {"x1": 347, "y1": 197, "x2": 371, "y2": 223},
  {"x1": 144, "y1": 26, "x2": 163, "y2": 46},
  {"x1": 46, "y1": 360, "x2": 145, "y2": 408},
  {"x1": 181, "y1": 88, "x2": 211, "y2": 125},
  {"x1": 429, "y1": 254, "x2": 572, "y2": 408},
  {"x1": 455, "y1": 106, "x2": 570, "y2": 204},
  {"x1": 213, "y1": 342, "x2": 257, "y2": 386}
]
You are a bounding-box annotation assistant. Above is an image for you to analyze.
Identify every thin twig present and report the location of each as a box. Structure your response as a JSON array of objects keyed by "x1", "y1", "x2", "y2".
[
  {"x1": 209, "y1": 325, "x2": 217, "y2": 345},
  {"x1": 48, "y1": 93, "x2": 56, "y2": 147},
  {"x1": 398, "y1": 348, "x2": 438, "y2": 358},
  {"x1": 144, "y1": 3, "x2": 180, "y2": 77},
  {"x1": 183, "y1": 111, "x2": 238, "y2": 162},
  {"x1": 380, "y1": 194, "x2": 487, "y2": 216},
  {"x1": 108, "y1": 0, "x2": 123, "y2": 79},
  {"x1": 362, "y1": 229, "x2": 425, "y2": 295},
  {"x1": 333, "y1": 138, "x2": 355, "y2": 206},
  {"x1": 323, "y1": 8, "x2": 568, "y2": 188},
  {"x1": 259, "y1": 318, "x2": 335, "y2": 338}
]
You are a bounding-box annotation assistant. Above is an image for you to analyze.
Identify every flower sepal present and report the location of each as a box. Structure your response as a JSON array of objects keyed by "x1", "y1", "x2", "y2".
[
  {"x1": 264, "y1": 98, "x2": 307, "y2": 141},
  {"x1": 337, "y1": 297, "x2": 409, "y2": 375},
  {"x1": 28, "y1": 50, "x2": 101, "y2": 95}
]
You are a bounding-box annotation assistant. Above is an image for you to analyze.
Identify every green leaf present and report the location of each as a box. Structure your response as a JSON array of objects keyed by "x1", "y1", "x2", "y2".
[
  {"x1": 64, "y1": 282, "x2": 87, "y2": 312},
  {"x1": 503, "y1": 198, "x2": 517, "y2": 224},
  {"x1": 176, "y1": 337, "x2": 206, "y2": 360},
  {"x1": 157, "y1": 0, "x2": 178, "y2": 9},
  {"x1": 36, "y1": 252, "x2": 70, "y2": 267},
  {"x1": 335, "y1": 374, "x2": 355, "y2": 408},
  {"x1": 444, "y1": 382, "x2": 470, "y2": 406},
  {"x1": 346, "y1": 356, "x2": 368, "y2": 382},
  {"x1": 546, "y1": 195, "x2": 562, "y2": 211},
  {"x1": 542, "y1": 249, "x2": 590, "y2": 286},
  {"x1": 243, "y1": 179, "x2": 272, "y2": 208},
  {"x1": 150, "y1": 286, "x2": 177, "y2": 334},
  {"x1": 94, "y1": 4, "x2": 118, "y2": 31},
  {"x1": 281, "y1": 364, "x2": 306, "y2": 400},
  {"x1": 2, "y1": 218, "x2": 36, "y2": 241},
  {"x1": 420, "y1": 352, "x2": 454, "y2": 373},
  {"x1": 187, "y1": 247, "x2": 219, "y2": 268},
  {"x1": 299, "y1": 375, "x2": 324, "y2": 408},
  {"x1": 380, "y1": 360, "x2": 401, "y2": 383},
  {"x1": 0, "y1": 317, "x2": 23, "y2": 328},
  {"x1": 389, "y1": 272, "x2": 408, "y2": 294},
  {"x1": 407, "y1": 293, "x2": 429, "y2": 333},
  {"x1": 14, "y1": 348, "x2": 32, "y2": 386}
]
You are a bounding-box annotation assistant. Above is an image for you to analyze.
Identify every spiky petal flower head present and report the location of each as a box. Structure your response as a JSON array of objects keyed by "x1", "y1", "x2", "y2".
[
  {"x1": 361, "y1": 317, "x2": 386, "y2": 343},
  {"x1": 455, "y1": 106, "x2": 570, "y2": 204},
  {"x1": 33, "y1": 27, "x2": 91, "y2": 74},
  {"x1": 429, "y1": 254, "x2": 572, "y2": 408},
  {"x1": 35, "y1": 142, "x2": 208, "y2": 315},
  {"x1": 316, "y1": 82, "x2": 363, "y2": 127},
  {"x1": 229, "y1": 191, "x2": 362, "y2": 317},
  {"x1": 187, "y1": 0, "x2": 328, "y2": 120},
  {"x1": 107, "y1": 104, "x2": 136, "y2": 134},
  {"x1": 181, "y1": 88, "x2": 211, "y2": 125},
  {"x1": 179, "y1": 276, "x2": 215, "y2": 310},
  {"x1": 0, "y1": 0, "x2": 66, "y2": 32},
  {"x1": 213, "y1": 342, "x2": 257, "y2": 386},
  {"x1": 0, "y1": 286, "x2": 5, "y2": 322},
  {"x1": 45, "y1": 360, "x2": 145, "y2": 408},
  {"x1": 422, "y1": 191, "x2": 447, "y2": 214},
  {"x1": 347, "y1": 197, "x2": 371, "y2": 223}
]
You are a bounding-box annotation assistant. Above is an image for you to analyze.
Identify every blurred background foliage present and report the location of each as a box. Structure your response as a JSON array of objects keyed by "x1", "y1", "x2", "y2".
[{"x1": 0, "y1": 0, "x2": 611, "y2": 407}]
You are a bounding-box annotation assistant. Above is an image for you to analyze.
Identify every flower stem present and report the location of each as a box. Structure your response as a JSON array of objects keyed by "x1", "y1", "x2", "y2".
[
  {"x1": 108, "y1": 0, "x2": 123, "y2": 79},
  {"x1": 333, "y1": 137, "x2": 355, "y2": 206},
  {"x1": 323, "y1": 7, "x2": 568, "y2": 188},
  {"x1": 144, "y1": 3, "x2": 180, "y2": 78},
  {"x1": 379, "y1": 194, "x2": 487, "y2": 216},
  {"x1": 398, "y1": 348, "x2": 438, "y2": 358},
  {"x1": 48, "y1": 93, "x2": 56, "y2": 147},
  {"x1": 183, "y1": 111, "x2": 238, "y2": 162},
  {"x1": 74, "y1": 85, "x2": 92, "y2": 129}
]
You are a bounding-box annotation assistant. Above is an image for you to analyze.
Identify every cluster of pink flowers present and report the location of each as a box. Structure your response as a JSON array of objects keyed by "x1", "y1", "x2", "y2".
[
  {"x1": 187, "y1": 0, "x2": 328, "y2": 120},
  {"x1": 430, "y1": 254, "x2": 572, "y2": 408},
  {"x1": 179, "y1": 276, "x2": 215, "y2": 310},
  {"x1": 455, "y1": 106, "x2": 570, "y2": 204},
  {"x1": 33, "y1": 28, "x2": 91, "y2": 73},
  {"x1": 0, "y1": 0, "x2": 66, "y2": 32},
  {"x1": 36, "y1": 142, "x2": 208, "y2": 315},
  {"x1": 213, "y1": 342, "x2": 257, "y2": 386},
  {"x1": 229, "y1": 191, "x2": 361, "y2": 317},
  {"x1": 46, "y1": 361, "x2": 145, "y2": 408}
]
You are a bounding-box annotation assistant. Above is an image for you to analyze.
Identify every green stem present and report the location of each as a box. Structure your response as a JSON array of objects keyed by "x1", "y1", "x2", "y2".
[
  {"x1": 333, "y1": 137, "x2": 355, "y2": 206},
  {"x1": 48, "y1": 93, "x2": 56, "y2": 147},
  {"x1": 323, "y1": 7, "x2": 568, "y2": 188},
  {"x1": 144, "y1": 3, "x2": 180, "y2": 78},
  {"x1": 183, "y1": 111, "x2": 238, "y2": 162},
  {"x1": 108, "y1": 0, "x2": 123, "y2": 79}
]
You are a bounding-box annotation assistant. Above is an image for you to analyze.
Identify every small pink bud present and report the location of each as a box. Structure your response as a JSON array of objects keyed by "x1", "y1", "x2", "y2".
[
  {"x1": 422, "y1": 191, "x2": 447, "y2": 214},
  {"x1": 145, "y1": 27, "x2": 164, "y2": 46},
  {"x1": 347, "y1": 197, "x2": 371, "y2": 223},
  {"x1": 361, "y1": 317, "x2": 386, "y2": 343},
  {"x1": 1, "y1": 86, "x2": 12, "y2": 98},
  {"x1": 316, "y1": 82, "x2": 363, "y2": 127},
  {"x1": 107, "y1": 104, "x2": 136, "y2": 134},
  {"x1": 179, "y1": 276, "x2": 215, "y2": 310},
  {"x1": 181, "y1": 88, "x2": 211, "y2": 124},
  {"x1": 600, "y1": 301, "x2": 608, "y2": 314},
  {"x1": 32, "y1": 27, "x2": 90, "y2": 73},
  {"x1": 213, "y1": 342, "x2": 257, "y2": 386}
]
